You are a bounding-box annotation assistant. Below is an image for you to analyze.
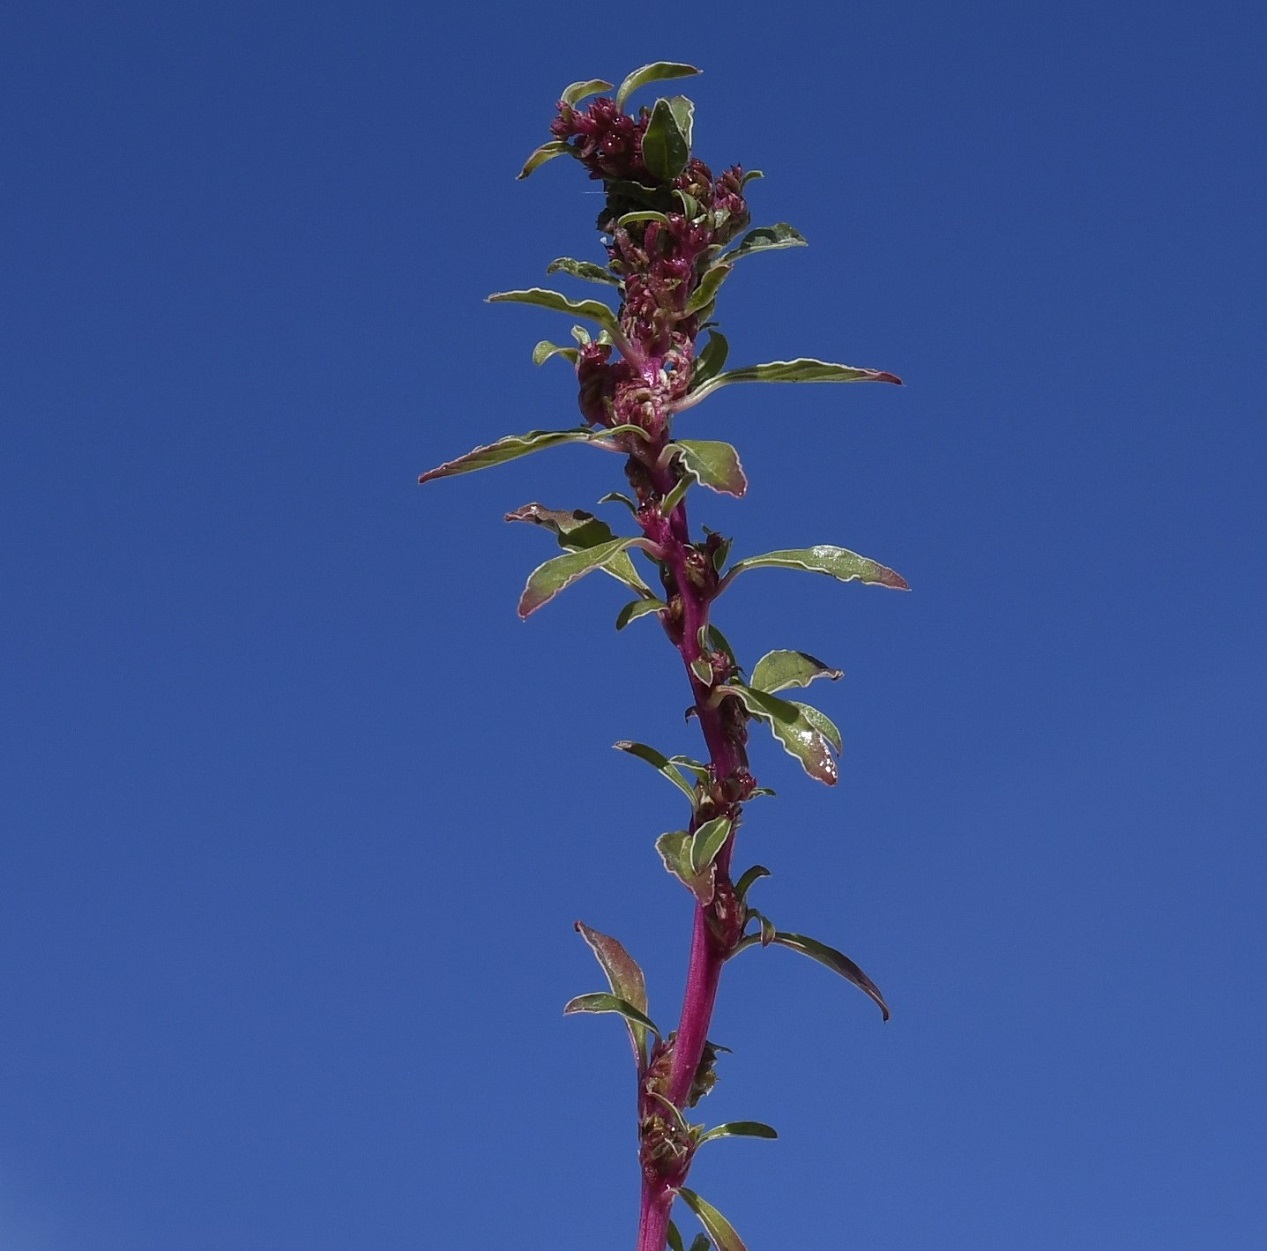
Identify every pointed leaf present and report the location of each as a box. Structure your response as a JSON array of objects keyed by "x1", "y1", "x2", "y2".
[
  {"x1": 690, "y1": 816, "x2": 733, "y2": 874},
  {"x1": 726, "y1": 545, "x2": 908, "y2": 591},
  {"x1": 643, "y1": 97, "x2": 691, "y2": 181},
  {"x1": 614, "y1": 62, "x2": 700, "y2": 110},
  {"x1": 532, "y1": 339, "x2": 580, "y2": 367},
  {"x1": 725, "y1": 222, "x2": 808, "y2": 262},
  {"x1": 671, "y1": 440, "x2": 747, "y2": 497},
  {"x1": 687, "y1": 356, "x2": 902, "y2": 404},
  {"x1": 750, "y1": 650, "x2": 842, "y2": 693},
  {"x1": 546, "y1": 256, "x2": 621, "y2": 287},
  {"x1": 518, "y1": 538, "x2": 638, "y2": 619},
  {"x1": 677, "y1": 1188, "x2": 747, "y2": 1251},
  {"x1": 687, "y1": 1237, "x2": 711, "y2": 1251},
  {"x1": 614, "y1": 741, "x2": 698, "y2": 806},
  {"x1": 667, "y1": 1221, "x2": 686, "y2": 1251},
  {"x1": 697, "y1": 1121, "x2": 778, "y2": 1144},
  {"x1": 487, "y1": 288, "x2": 620, "y2": 338},
  {"x1": 724, "y1": 684, "x2": 839, "y2": 785},
  {"x1": 506, "y1": 504, "x2": 651, "y2": 595},
  {"x1": 563, "y1": 992, "x2": 661, "y2": 1036},
  {"x1": 517, "y1": 140, "x2": 570, "y2": 180},
  {"x1": 791, "y1": 700, "x2": 842, "y2": 754},
  {"x1": 560, "y1": 77, "x2": 613, "y2": 106},
  {"x1": 741, "y1": 169, "x2": 764, "y2": 187},
  {"x1": 771, "y1": 931, "x2": 890, "y2": 1021},
  {"x1": 667, "y1": 95, "x2": 695, "y2": 150},
  {"x1": 734, "y1": 864, "x2": 770, "y2": 900},
  {"x1": 574, "y1": 921, "x2": 650, "y2": 1062},
  {"x1": 617, "y1": 210, "x2": 671, "y2": 229},
  {"x1": 684, "y1": 262, "x2": 733, "y2": 317},
  {"x1": 692, "y1": 331, "x2": 729, "y2": 388},
  {"x1": 656, "y1": 830, "x2": 715, "y2": 905},
  {"x1": 419, "y1": 428, "x2": 596, "y2": 484},
  {"x1": 616, "y1": 597, "x2": 665, "y2": 630}
]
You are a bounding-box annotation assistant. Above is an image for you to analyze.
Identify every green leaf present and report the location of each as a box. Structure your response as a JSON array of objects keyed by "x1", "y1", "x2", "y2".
[
  {"x1": 667, "y1": 95, "x2": 695, "y2": 151},
  {"x1": 614, "y1": 741, "x2": 698, "y2": 807},
  {"x1": 655, "y1": 830, "x2": 715, "y2": 905},
  {"x1": 487, "y1": 288, "x2": 620, "y2": 338},
  {"x1": 687, "y1": 356, "x2": 903, "y2": 405},
  {"x1": 617, "y1": 210, "x2": 671, "y2": 229},
  {"x1": 741, "y1": 169, "x2": 764, "y2": 187},
  {"x1": 545, "y1": 256, "x2": 620, "y2": 287},
  {"x1": 531, "y1": 340, "x2": 580, "y2": 367},
  {"x1": 667, "y1": 1221, "x2": 686, "y2": 1251},
  {"x1": 658, "y1": 472, "x2": 692, "y2": 517},
  {"x1": 419, "y1": 427, "x2": 597, "y2": 484},
  {"x1": 516, "y1": 140, "x2": 570, "y2": 180},
  {"x1": 687, "y1": 1237, "x2": 711, "y2": 1251},
  {"x1": 690, "y1": 816, "x2": 733, "y2": 874},
  {"x1": 753, "y1": 910, "x2": 776, "y2": 946},
  {"x1": 724, "y1": 684, "x2": 840, "y2": 786},
  {"x1": 518, "y1": 538, "x2": 639, "y2": 619},
  {"x1": 792, "y1": 700, "x2": 842, "y2": 754},
  {"x1": 671, "y1": 440, "x2": 748, "y2": 498},
  {"x1": 614, "y1": 62, "x2": 701, "y2": 110},
  {"x1": 725, "y1": 545, "x2": 909, "y2": 591},
  {"x1": 506, "y1": 504, "x2": 651, "y2": 595},
  {"x1": 677, "y1": 1188, "x2": 747, "y2": 1251},
  {"x1": 598, "y1": 491, "x2": 636, "y2": 512},
  {"x1": 642, "y1": 97, "x2": 691, "y2": 181},
  {"x1": 734, "y1": 864, "x2": 770, "y2": 900},
  {"x1": 574, "y1": 921, "x2": 650, "y2": 1062},
  {"x1": 563, "y1": 992, "x2": 661, "y2": 1036},
  {"x1": 750, "y1": 650, "x2": 842, "y2": 693},
  {"x1": 690, "y1": 656, "x2": 713, "y2": 685},
  {"x1": 692, "y1": 331, "x2": 729, "y2": 389},
  {"x1": 770, "y1": 931, "x2": 890, "y2": 1021},
  {"x1": 684, "y1": 262, "x2": 732, "y2": 317},
  {"x1": 697, "y1": 1121, "x2": 778, "y2": 1144},
  {"x1": 704, "y1": 623, "x2": 739, "y2": 671},
  {"x1": 615, "y1": 597, "x2": 665, "y2": 630},
  {"x1": 725, "y1": 222, "x2": 808, "y2": 262},
  {"x1": 560, "y1": 77, "x2": 613, "y2": 106}
]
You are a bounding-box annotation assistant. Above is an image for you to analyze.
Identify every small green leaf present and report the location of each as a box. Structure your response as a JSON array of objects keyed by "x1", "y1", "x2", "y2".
[
  {"x1": 546, "y1": 256, "x2": 620, "y2": 287},
  {"x1": 692, "y1": 331, "x2": 729, "y2": 388},
  {"x1": 677, "y1": 1188, "x2": 747, "y2": 1251},
  {"x1": 750, "y1": 650, "x2": 842, "y2": 693},
  {"x1": 574, "y1": 921, "x2": 650, "y2": 1062},
  {"x1": 617, "y1": 210, "x2": 671, "y2": 229},
  {"x1": 684, "y1": 262, "x2": 732, "y2": 317},
  {"x1": 659, "y1": 473, "x2": 693, "y2": 516},
  {"x1": 518, "y1": 538, "x2": 639, "y2": 619},
  {"x1": 487, "y1": 288, "x2": 620, "y2": 338},
  {"x1": 687, "y1": 1237, "x2": 711, "y2": 1251},
  {"x1": 724, "y1": 684, "x2": 840, "y2": 785},
  {"x1": 506, "y1": 504, "x2": 651, "y2": 595},
  {"x1": 563, "y1": 992, "x2": 661, "y2": 1036},
  {"x1": 690, "y1": 656, "x2": 713, "y2": 685},
  {"x1": 570, "y1": 324, "x2": 591, "y2": 346},
  {"x1": 734, "y1": 864, "x2": 770, "y2": 900},
  {"x1": 704, "y1": 624, "x2": 739, "y2": 671},
  {"x1": 656, "y1": 830, "x2": 715, "y2": 905},
  {"x1": 791, "y1": 700, "x2": 842, "y2": 753},
  {"x1": 614, "y1": 62, "x2": 701, "y2": 110},
  {"x1": 754, "y1": 910, "x2": 776, "y2": 946},
  {"x1": 672, "y1": 439, "x2": 748, "y2": 498},
  {"x1": 686, "y1": 356, "x2": 902, "y2": 405},
  {"x1": 642, "y1": 97, "x2": 691, "y2": 181},
  {"x1": 615, "y1": 597, "x2": 665, "y2": 630},
  {"x1": 771, "y1": 931, "x2": 890, "y2": 1021},
  {"x1": 614, "y1": 741, "x2": 698, "y2": 806},
  {"x1": 419, "y1": 427, "x2": 597, "y2": 484},
  {"x1": 741, "y1": 169, "x2": 764, "y2": 187},
  {"x1": 697, "y1": 1121, "x2": 778, "y2": 1144},
  {"x1": 667, "y1": 95, "x2": 695, "y2": 151},
  {"x1": 667, "y1": 1221, "x2": 686, "y2": 1251},
  {"x1": 668, "y1": 754, "x2": 710, "y2": 782},
  {"x1": 517, "y1": 140, "x2": 570, "y2": 180},
  {"x1": 725, "y1": 222, "x2": 808, "y2": 262},
  {"x1": 598, "y1": 491, "x2": 637, "y2": 512},
  {"x1": 531, "y1": 340, "x2": 580, "y2": 367},
  {"x1": 690, "y1": 816, "x2": 733, "y2": 874},
  {"x1": 725, "y1": 545, "x2": 909, "y2": 591},
  {"x1": 560, "y1": 77, "x2": 613, "y2": 106}
]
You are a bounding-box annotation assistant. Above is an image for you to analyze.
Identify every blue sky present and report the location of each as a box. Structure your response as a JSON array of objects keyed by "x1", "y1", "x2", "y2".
[{"x1": 2, "y1": 2, "x2": 1264, "y2": 1248}]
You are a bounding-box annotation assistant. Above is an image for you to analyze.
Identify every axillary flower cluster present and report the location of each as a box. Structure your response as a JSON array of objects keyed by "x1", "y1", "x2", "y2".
[{"x1": 421, "y1": 62, "x2": 905, "y2": 1251}]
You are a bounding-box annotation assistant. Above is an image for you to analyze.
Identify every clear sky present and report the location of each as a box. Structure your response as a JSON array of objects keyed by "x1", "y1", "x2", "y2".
[{"x1": 3, "y1": 2, "x2": 1264, "y2": 1248}]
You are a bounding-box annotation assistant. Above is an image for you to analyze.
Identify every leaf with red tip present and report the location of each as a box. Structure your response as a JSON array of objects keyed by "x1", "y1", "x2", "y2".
[
  {"x1": 724, "y1": 684, "x2": 840, "y2": 786},
  {"x1": 517, "y1": 539, "x2": 639, "y2": 618},
  {"x1": 725, "y1": 545, "x2": 909, "y2": 591},
  {"x1": 770, "y1": 931, "x2": 890, "y2": 1021},
  {"x1": 575, "y1": 921, "x2": 651, "y2": 1063},
  {"x1": 684, "y1": 356, "x2": 902, "y2": 405}
]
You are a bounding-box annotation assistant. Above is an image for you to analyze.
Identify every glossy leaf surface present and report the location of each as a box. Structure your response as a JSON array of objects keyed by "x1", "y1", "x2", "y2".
[
  {"x1": 506, "y1": 504, "x2": 650, "y2": 594},
  {"x1": 642, "y1": 97, "x2": 691, "y2": 181},
  {"x1": 677, "y1": 1189, "x2": 747, "y2": 1251},
  {"x1": 725, "y1": 684, "x2": 839, "y2": 785},
  {"x1": 531, "y1": 339, "x2": 580, "y2": 367},
  {"x1": 614, "y1": 61, "x2": 700, "y2": 109},
  {"x1": 560, "y1": 77, "x2": 612, "y2": 106},
  {"x1": 419, "y1": 427, "x2": 595, "y2": 484},
  {"x1": 750, "y1": 649, "x2": 842, "y2": 693},
  {"x1": 563, "y1": 992, "x2": 661, "y2": 1037},
  {"x1": 614, "y1": 741, "x2": 698, "y2": 806},
  {"x1": 517, "y1": 538, "x2": 638, "y2": 618},
  {"x1": 615, "y1": 597, "x2": 664, "y2": 630},
  {"x1": 672, "y1": 440, "x2": 747, "y2": 497},
  {"x1": 726, "y1": 545, "x2": 909, "y2": 591},
  {"x1": 545, "y1": 256, "x2": 620, "y2": 286},
  {"x1": 687, "y1": 356, "x2": 902, "y2": 404},
  {"x1": 697, "y1": 1121, "x2": 778, "y2": 1144},
  {"x1": 516, "y1": 140, "x2": 570, "y2": 180},
  {"x1": 725, "y1": 222, "x2": 808, "y2": 261},
  {"x1": 771, "y1": 931, "x2": 890, "y2": 1021},
  {"x1": 734, "y1": 864, "x2": 770, "y2": 900},
  {"x1": 487, "y1": 288, "x2": 620, "y2": 338},
  {"x1": 689, "y1": 816, "x2": 733, "y2": 874},
  {"x1": 575, "y1": 921, "x2": 650, "y2": 1062},
  {"x1": 655, "y1": 830, "x2": 715, "y2": 905},
  {"x1": 684, "y1": 262, "x2": 732, "y2": 316},
  {"x1": 692, "y1": 330, "x2": 729, "y2": 388}
]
